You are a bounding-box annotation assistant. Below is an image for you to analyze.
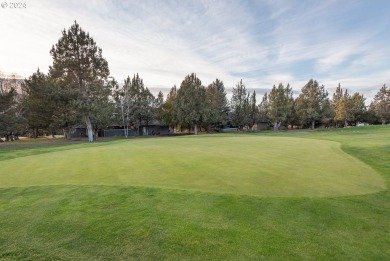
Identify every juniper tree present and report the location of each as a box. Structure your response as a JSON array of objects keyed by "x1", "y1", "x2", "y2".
[
  {"x1": 349, "y1": 92, "x2": 366, "y2": 126},
  {"x1": 295, "y1": 79, "x2": 330, "y2": 129},
  {"x1": 173, "y1": 73, "x2": 206, "y2": 134},
  {"x1": 267, "y1": 83, "x2": 294, "y2": 131}
]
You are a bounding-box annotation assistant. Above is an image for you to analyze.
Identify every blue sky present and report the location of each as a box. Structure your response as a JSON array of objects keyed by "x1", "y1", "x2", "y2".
[{"x1": 1, "y1": 0, "x2": 389, "y2": 101}]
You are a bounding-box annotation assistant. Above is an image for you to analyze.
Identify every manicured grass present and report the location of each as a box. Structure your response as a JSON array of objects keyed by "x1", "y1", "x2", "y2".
[
  {"x1": 0, "y1": 135, "x2": 384, "y2": 197},
  {"x1": 0, "y1": 125, "x2": 389, "y2": 260}
]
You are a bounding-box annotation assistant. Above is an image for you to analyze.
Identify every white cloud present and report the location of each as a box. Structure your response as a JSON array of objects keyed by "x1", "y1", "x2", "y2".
[{"x1": 1, "y1": 0, "x2": 389, "y2": 102}]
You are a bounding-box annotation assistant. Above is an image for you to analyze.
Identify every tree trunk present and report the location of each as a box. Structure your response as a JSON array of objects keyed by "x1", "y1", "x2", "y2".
[
  {"x1": 84, "y1": 114, "x2": 94, "y2": 142},
  {"x1": 344, "y1": 118, "x2": 348, "y2": 127},
  {"x1": 32, "y1": 128, "x2": 39, "y2": 138},
  {"x1": 311, "y1": 120, "x2": 315, "y2": 130},
  {"x1": 94, "y1": 129, "x2": 98, "y2": 141},
  {"x1": 124, "y1": 126, "x2": 128, "y2": 138},
  {"x1": 63, "y1": 128, "x2": 70, "y2": 139},
  {"x1": 194, "y1": 124, "x2": 198, "y2": 135}
]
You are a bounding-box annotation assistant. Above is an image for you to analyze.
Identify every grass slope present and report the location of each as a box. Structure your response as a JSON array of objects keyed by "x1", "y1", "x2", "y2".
[
  {"x1": 0, "y1": 136, "x2": 384, "y2": 197},
  {"x1": 0, "y1": 126, "x2": 389, "y2": 260}
]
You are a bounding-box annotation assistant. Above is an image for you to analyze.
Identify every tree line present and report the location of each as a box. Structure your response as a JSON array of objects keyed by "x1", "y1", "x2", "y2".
[{"x1": 1, "y1": 22, "x2": 389, "y2": 142}]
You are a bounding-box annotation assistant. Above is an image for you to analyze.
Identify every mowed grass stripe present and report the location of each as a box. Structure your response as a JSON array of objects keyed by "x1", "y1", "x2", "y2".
[{"x1": 0, "y1": 135, "x2": 385, "y2": 197}]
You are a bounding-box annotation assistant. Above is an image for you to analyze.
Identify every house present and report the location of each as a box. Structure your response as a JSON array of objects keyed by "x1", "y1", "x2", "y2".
[
  {"x1": 103, "y1": 122, "x2": 170, "y2": 137},
  {"x1": 252, "y1": 122, "x2": 270, "y2": 131},
  {"x1": 69, "y1": 126, "x2": 86, "y2": 138}
]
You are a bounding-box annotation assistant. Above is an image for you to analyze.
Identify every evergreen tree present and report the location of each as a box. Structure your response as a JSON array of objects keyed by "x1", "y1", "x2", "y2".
[
  {"x1": 242, "y1": 93, "x2": 252, "y2": 129},
  {"x1": 90, "y1": 77, "x2": 116, "y2": 138},
  {"x1": 332, "y1": 84, "x2": 350, "y2": 127},
  {"x1": 49, "y1": 81, "x2": 80, "y2": 139},
  {"x1": 204, "y1": 79, "x2": 228, "y2": 131},
  {"x1": 173, "y1": 73, "x2": 206, "y2": 134},
  {"x1": 295, "y1": 79, "x2": 329, "y2": 129},
  {"x1": 349, "y1": 92, "x2": 366, "y2": 126},
  {"x1": 321, "y1": 98, "x2": 335, "y2": 127},
  {"x1": 118, "y1": 76, "x2": 132, "y2": 138},
  {"x1": 142, "y1": 87, "x2": 155, "y2": 134},
  {"x1": 258, "y1": 93, "x2": 270, "y2": 123},
  {"x1": 372, "y1": 84, "x2": 390, "y2": 125},
  {"x1": 365, "y1": 102, "x2": 380, "y2": 124},
  {"x1": 267, "y1": 83, "x2": 294, "y2": 131},
  {"x1": 249, "y1": 91, "x2": 258, "y2": 129},
  {"x1": 230, "y1": 79, "x2": 247, "y2": 130},
  {"x1": 129, "y1": 73, "x2": 154, "y2": 135},
  {"x1": 49, "y1": 21, "x2": 111, "y2": 142},
  {"x1": 162, "y1": 85, "x2": 177, "y2": 129},
  {"x1": 154, "y1": 91, "x2": 164, "y2": 124},
  {"x1": 23, "y1": 69, "x2": 56, "y2": 137}
]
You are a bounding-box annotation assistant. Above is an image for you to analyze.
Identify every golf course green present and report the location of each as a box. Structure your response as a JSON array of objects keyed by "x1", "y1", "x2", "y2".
[
  {"x1": 0, "y1": 126, "x2": 389, "y2": 260},
  {"x1": 0, "y1": 135, "x2": 384, "y2": 197}
]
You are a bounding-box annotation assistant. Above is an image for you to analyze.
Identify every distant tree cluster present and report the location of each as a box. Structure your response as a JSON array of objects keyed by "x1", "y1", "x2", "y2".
[
  {"x1": 115, "y1": 73, "x2": 162, "y2": 137},
  {"x1": 1, "y1": 22, "x2": 389, "y2": 142}
]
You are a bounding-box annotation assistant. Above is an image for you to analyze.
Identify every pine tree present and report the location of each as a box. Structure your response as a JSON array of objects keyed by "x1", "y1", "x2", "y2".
[
  {"x1": 23, "y1": 69, "x2": 56, "y2": 137},
  {"x1": 267, "y1": 83, "x2": 294, "y2": 131},
  {"x1": 154, "y1": 91, "x2": 164, "y2": 124},
  {"x1": 142, "y1": 87, "x2": 155, "y2": 134},
  {"x1": 204, "y1": 79, "x2": 228, "y2": 131},
  {"x1": 162, "y1": 85, "x2": 177, "y2": 129},
  {"x1": 230, "y1": 79, "x2": 247, "y2": 130},
  {"x1": 49, "y1": 21, "x2": 111, "y2": 142},
  {"x1": 365, "y1": 102, "x2": 379, "y2": 124},
  {"x1": 332, "y1": 84, "x2": 350, "y2": 127},
  {"x1": 258, "y1": 93, "x2": 270, "y2": 123},
  {"x1": 249, "y1": 91, "x2": 258, "y2": 129},
  {"x1": 373, "y1": 84, "x2": 390, "y2": 125}
]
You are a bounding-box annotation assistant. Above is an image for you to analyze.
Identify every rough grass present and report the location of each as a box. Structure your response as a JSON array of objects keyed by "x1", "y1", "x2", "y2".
[{"x1": 0, "y1": 125, "x2": 389, "y2": 260}]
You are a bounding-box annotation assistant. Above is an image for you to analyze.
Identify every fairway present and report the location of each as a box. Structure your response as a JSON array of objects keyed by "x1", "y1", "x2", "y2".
[
  {"x1": 1, "y1": 127, "x2": 390, "y2": 260},
  {"x1": 0, "y1": 135, "x2": 385, "y2": 197}
]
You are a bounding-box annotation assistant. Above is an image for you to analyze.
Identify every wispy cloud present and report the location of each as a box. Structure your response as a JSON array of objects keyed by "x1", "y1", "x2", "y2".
[{"x1": 1, "y1": 0, "x2": 389, "y2": 102}]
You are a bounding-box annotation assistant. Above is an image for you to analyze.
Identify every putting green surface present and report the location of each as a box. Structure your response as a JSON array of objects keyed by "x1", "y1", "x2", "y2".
[{"x1": 0, "y1": 135, "x2": 385, "y2": 197}]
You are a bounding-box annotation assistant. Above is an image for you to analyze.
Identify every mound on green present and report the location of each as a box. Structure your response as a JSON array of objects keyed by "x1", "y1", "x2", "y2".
[{"x1": 0, "y1": 135, "x2": 385, "y2": 197}]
